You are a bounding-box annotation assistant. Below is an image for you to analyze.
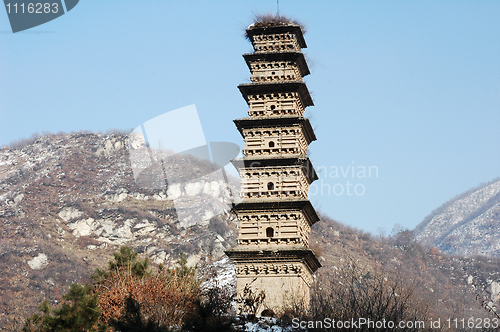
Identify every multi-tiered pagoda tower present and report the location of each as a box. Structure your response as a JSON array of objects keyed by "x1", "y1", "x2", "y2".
[{"x1": 226, "y1": 20, "x2": 321, "y2": 315}]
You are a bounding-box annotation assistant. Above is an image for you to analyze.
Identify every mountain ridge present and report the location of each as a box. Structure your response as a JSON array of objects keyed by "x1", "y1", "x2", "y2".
[{"x1": 414, "y1": 177, "x2": 500, "y2": 257}]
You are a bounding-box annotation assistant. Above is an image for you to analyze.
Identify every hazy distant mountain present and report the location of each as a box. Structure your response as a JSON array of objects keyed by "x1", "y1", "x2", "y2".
[{"x1": 414, "y1": 178, "x2": 500, "y2": 257}]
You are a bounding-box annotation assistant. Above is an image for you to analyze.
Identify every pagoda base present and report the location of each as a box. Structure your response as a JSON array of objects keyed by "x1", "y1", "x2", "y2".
[
  {"x1": 236, "y1": 271, "x2": 310, "y2": 316},
  {"x1": 225, "y1": 247, "x2": 320, "y2": 315}
]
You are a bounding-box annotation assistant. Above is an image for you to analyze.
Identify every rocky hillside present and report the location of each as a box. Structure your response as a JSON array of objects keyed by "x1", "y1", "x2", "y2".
[
  {"x1": 1, "y1": 132, "x2": 500, "y2": 329},
  {"x1": 0, "y1": 132, "x2": 239, "y2": 327},
  {"x1": 414, "y1": 178, "x2": 500, "y2": 257}
]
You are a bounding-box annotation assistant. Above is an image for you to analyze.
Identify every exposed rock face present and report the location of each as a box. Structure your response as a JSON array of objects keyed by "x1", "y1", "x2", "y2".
[
  {"x1": 28, "y1": 253, "x2": 49, "y2": 270},
  {"x1": 488, "y1": 281, "x2": 500, "y2": 303},
  {"x1": 58, "y1": 207, "x2": 83, "y2": 222},
  {"x1": 14, "y1": 194, "x2": 24, "y2": 204},
  {"x1": 414, "y1": 178, "x2": 500, "y2": 257}
]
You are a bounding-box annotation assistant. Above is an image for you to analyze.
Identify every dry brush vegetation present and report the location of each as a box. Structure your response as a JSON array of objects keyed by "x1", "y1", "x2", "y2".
[{"x1": 19, "y1": 247, "x2": 234, "y2": 332}]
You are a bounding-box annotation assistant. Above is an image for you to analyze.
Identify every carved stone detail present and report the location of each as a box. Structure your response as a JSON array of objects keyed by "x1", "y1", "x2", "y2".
[
  {"x1": 247, "y1": 92, "x2": 305, "y2": 117},
  {"x1": 235, "y1": 263, "x2": 313, "y2": 286},
  {"x1": 242, "y1": 126, "x2": 309, "y2": 157},
  {"x1": 236, "y1": 210, "x2": 311, "y2": 246},
  {"x1": 250, "y1": 32, "x2": 302, "y2": 53},
  {"x1": 249, "y1": 60, "x2": 302, "y2": 83},
  {"x1": 239, "y1": 166, "x2": 310, "y2": 199}
]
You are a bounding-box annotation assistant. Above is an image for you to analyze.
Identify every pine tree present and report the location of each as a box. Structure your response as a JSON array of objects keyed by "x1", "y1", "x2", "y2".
[{"x1": 22, "y1": 283, "x2": 106, "y2": 332}]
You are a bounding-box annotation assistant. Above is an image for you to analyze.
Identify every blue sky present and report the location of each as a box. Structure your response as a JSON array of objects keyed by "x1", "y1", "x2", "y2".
[{"x1": 1, "y1": 0, "x2": 499, "y2": 234}]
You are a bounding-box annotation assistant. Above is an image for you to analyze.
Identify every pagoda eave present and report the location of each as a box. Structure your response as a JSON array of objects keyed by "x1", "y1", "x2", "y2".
[
  {"x1": 225, "y1": 246, "x2": 321, "y2": 274},
  {"x1": 234, "y1": 116, "x2": 316, "y2": 144},
  {"x1": 238, "y1": 81, "x2": 314, "y2": 107},
  {"x1": 246, "y1": 24, "x2": 307, "y2": 48},
  {"x1": 232, "y1": 199, "x2": 320, "y2": 226},
  {"x1": 243, "y1": 52, "x2": 310, "y2": 77}
]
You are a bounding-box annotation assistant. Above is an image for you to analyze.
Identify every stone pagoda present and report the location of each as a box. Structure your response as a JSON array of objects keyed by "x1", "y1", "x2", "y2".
[{"x1": 226, "y1": 19, "x2": 321, "y2": 315}]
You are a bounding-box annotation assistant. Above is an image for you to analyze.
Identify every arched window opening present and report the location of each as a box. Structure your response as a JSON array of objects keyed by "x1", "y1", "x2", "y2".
[
  {"x1": 270, "y1": 105, "x2": 276, "y2": 110},
  {"x1": 267, "y1": 182, "x2": 274, "y2": 190},
  {"x1": 268, "y1": 141, "x2": 275, "y2": 148},
  {"x1": 261, "y1": 309, "x2": 275, "y2": 317},
  {"x1": 266, "y1": 227, "x2": 274, "y2": 238}
]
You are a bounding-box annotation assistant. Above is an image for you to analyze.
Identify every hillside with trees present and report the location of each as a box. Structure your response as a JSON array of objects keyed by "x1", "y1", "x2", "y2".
[{"x1": 1, "y1": 132, "x2": 500, "y2": 331}]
